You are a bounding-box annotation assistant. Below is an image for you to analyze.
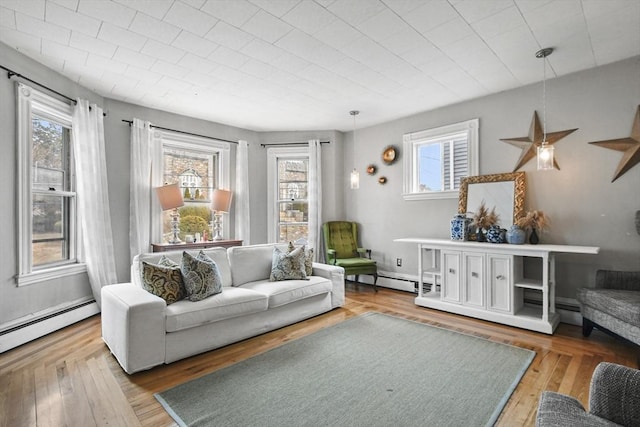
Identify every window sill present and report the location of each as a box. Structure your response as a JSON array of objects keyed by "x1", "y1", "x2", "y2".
[
  {"x1": 16, "y1": 263, "x2": 87, "y2": 287},
  {"x1": 402, "y1": 190, "x2": 459, "y2": 201}
]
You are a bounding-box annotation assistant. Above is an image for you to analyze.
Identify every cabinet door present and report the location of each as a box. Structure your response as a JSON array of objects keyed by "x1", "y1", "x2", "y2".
[
  {"x1": 442, "y1": 251, "x2": 461, "y2": 303},
  {"x1": 463, "y1": 252, "x2": 485, "y2": 308},
  {"x1": 487, "y1": 255, "x2": 512, "y2": 313}
]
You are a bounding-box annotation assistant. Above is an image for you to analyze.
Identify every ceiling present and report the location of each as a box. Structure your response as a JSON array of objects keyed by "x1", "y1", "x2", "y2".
[{"x1": 1, "y1": 0, "x2": 639, "y2": 132}]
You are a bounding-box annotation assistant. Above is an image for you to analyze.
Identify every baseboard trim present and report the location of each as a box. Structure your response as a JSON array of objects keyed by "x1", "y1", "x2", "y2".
[
  {"x1": 351, "y1": 270, "x2": 417, "y2": 293},
  {"x1": 0, "y1": 301, "x2": 99, "y2": 353}
]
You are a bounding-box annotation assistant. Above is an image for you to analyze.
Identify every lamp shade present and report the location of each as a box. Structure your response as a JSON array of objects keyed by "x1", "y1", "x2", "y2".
[
  {"x1": 211, "y1": 189, "x2": 233, "y2": 212},
  {"x1": 155, "y1": 184, "x2": 184, "y2": 211}
]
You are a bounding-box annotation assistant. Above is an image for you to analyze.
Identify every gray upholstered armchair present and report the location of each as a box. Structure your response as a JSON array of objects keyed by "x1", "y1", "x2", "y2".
[
  {"x1": 536, "y1": 362, "x2": 640, "y2": 427},
  {"x1": 577, "y1": 270, "x2": 640, "y2": 363}
]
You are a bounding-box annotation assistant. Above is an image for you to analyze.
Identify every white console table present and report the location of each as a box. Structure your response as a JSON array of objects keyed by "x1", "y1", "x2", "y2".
[{"x1": 395, "y1": 238, "x2": 599, "y2": 334}]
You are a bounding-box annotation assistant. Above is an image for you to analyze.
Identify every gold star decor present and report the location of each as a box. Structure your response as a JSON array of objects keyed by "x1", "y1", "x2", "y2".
[
  {"x1": 500, "y1": 111, "x2": 578, "y2": 172},
  {"x1": 589, "y1": 105, "x2": 640, "y2": 182}
]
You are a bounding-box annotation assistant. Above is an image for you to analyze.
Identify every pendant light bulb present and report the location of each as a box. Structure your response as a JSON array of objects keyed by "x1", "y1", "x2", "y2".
[
  {"x1": 536, "y1": 47, "x2": 555, "y2": 171},
  {"x1": 350, "y1": 110, "x2": 360, "y2": 189}
]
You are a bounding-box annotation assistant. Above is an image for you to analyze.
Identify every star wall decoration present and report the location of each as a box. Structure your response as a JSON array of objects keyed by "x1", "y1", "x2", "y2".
[
  {"x1": 589, "y1": 105, "x2": 640, "y2": 182},
  {"x1": 500, "y1": 111, "x2": 578, "y2": 172}
]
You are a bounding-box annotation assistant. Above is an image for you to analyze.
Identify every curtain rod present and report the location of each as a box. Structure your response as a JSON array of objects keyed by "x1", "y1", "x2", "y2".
[
  {"x1": 122, "y1": 119, "x2": 239, "y2": 144},
  {"x1": 2, "y1": 64, "x2": 106, "y2": 116},
  {"x1": 260, "y1": 141, "x2": 330, "y2": 147}
]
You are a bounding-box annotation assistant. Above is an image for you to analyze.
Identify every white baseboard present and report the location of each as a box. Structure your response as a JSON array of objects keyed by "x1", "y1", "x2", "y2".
[
  {"x1": 523, "y1": 291, "x2": 582, "y2": 326},
  {"x1": 0, "y1": 301, "x2": 99, "y2": 353},
  {"x1": 351, "y1": 270, "x2": 417, "y2": 293}
]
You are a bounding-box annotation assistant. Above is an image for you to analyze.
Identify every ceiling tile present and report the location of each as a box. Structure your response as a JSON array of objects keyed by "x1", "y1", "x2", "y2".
[
  {"x1": 424, "y1": 17, "x2": 475, "y2": 48},
  {"x1": 450, "y1": 0, "x2": 513, "y2": 23},
  {"x1": 202, "y1": 0, "x2": 259, "y2": 27},
  {"x1": 15, "y1": 12, "x2": 70, "y2": 44},
  {"x1": 112, "y1": 0, "x2": 172, "y2": 19},
  {"x1": 113, "y1": 46, "x2": 156, "y2": 69},
  {"x1": 41, "y1": 38, "x2": 87, "y2": 63},
  {"x1": 383, "y1": 0, "x2": 427, "y2": 15},
  {"x1": 248, "y1": 0, "x2": 300, "y2": 18},
  {"x1": 0, "y1": 6, "x2": 16, "y2": 29},
  {"x1": 208, "y1": 45, "x2": 250, "y2": 68},
  {"x1": 164, "y1": 1, "x2": 218, "y2": 37},
  {"x1": 327, "y1": 0, "x2": 386, "y2": 26},
  {"x1": 172, "y1": 31, "x2": 219, "y2": 58},
  {"x1": 141, "y1": 39, "x2": 186, "y2": 63},
  {"x1": 268, "y1": 51, "x2": 311, "y2": 73},
  {"x1": 49, "y1": 0, "x2": 79, "y2": 11},
  {"x1": 377, "y1": 25, "x2": 428, "y2": 56},
  {"x1": 400, "y1": 1, "x2": 458, "y2": 34},
  {"x1": 63, "y1": 61, "x2": 104, "y2": 83},
  {"x1": 313, "y1": 17, "x2": 362, "y2": 49},
  {"x1": 471, "y1": 6, "x2": 527, "y2": 40},
  {"x1": 282, "y1": 1, "x2": 335, "y2": 34},
  {"x1": 240, "y1": 58, "x2": 276, "y2": 79},
  {"x1": 181, "y1": 0, "x2": 207, "y2": 9},
  {"x1": 86, "y1": 53, "x2": 128, "y2": 74},
  {"x1": 46, "y1": 2, "x2": 100, "y2": 37},
  {"x1": 0, "y1": 27, "x2": 41, "y2": 53},
  {"x1": 97, "y1": 22, "x2": 147, "y2": 51},
  {"x1": 77, "y1": 0, "x2": 135, "y2": 28},
  {"x1": 242, "y1": 9, "x2": 293, "y2": 43},
  {"x1": 122, "y1": 64, "x2": 162, "y2": 84},
  {"x1": 178, "y1": 53, "x2": 218, "y2": 73},
  {"x1": 356, "y1": 8, "x2": 407, "y2": 42},
  {"x1": 240, "y1": 38, "x2": 285, "y2": 63},
  {"x1": 69, "y1": 32, "x2": 117, "y2": 58},
  {"x1": 1, "y1": 0, "x2": 44, "y2": 19},
  {"x1": 205, "y1": 20, "x2": 253, "y2": 50},
  {"x1": 128, "y1": 12, "x2": 181, "y2": 45},
  {"x1": 151, "y1": 60, "x2": 190, "y2": 79}
]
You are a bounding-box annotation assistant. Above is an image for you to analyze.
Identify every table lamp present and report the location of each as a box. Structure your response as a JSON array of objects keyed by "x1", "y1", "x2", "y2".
[
  {"x1": 156, "y1": 183, "x2": 184, "y2": 244},
  {"x1": 210, "y1": 189, "x2": 232, "y2": 241}
]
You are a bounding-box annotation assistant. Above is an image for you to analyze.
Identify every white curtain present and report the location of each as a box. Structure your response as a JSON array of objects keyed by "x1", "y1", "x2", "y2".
[
  {"x1": 72, "y1": 99, "x2": 118, "y2": 307},
  {"x1": 308, "y1": 139, "x2": 322, "y2": 259},
  {"x1": 235, "y1": 140, "x2": 251, "y2": 244},
  {"x1": 129, "y1": 119, "x2": 153, "y2": 257}
]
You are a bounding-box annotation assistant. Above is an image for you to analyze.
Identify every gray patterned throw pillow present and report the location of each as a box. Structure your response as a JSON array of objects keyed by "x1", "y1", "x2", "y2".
[
  {"x1": 141, "y1": 261, "x2": 185, "y2": 304},
  {"x1": 181, "y1": 251, "x2": 223, "y2": 301},
  {"x1": 287, "y1": 242, "x2": 314, "y2": 276},
  {"x1": 270, "y1": 246, "x2": 308, "y2": 281}
]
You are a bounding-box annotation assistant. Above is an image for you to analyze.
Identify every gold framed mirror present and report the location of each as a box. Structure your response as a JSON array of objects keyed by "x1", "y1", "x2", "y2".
[{"x1": 458, "y1": 172, "x2": 526, "y2": 227}]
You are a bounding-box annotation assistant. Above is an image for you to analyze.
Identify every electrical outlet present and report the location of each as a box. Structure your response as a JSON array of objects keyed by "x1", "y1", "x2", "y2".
[{"x1": 396, "y1": 258, "x2": 402, "y2": 267}]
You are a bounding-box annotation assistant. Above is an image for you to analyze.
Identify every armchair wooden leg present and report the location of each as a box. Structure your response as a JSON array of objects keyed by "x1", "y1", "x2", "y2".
[
  {"x1": 583, "y1": 317, "x2": 595, "y2": 337},
  {"x1": 372, "y1": 273, "x2": 378, "y2": 292}
]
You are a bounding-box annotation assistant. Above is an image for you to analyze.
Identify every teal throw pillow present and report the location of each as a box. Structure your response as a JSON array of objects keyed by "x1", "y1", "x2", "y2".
[
  {"x1": 181, "y1": 251, "x2": 223, "y2": 301},
  {"x1": 270, "y1": 246, "x2": 308, "y2": 281},
  {"x1": 141, "y1": 261, "x2": 185, "y2": 304}
]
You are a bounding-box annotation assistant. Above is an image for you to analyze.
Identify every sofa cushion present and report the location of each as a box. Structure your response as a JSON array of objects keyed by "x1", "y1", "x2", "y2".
[
  {"x1": 288, "y1": 242, "x2": 314, "y2": 276},
  {"x1": 165, "y1": 287, "x2": 269, "y2": 332},
  {"x1": 228, "y1": 243, "x2": 288, "y2": 286},
  {"x1": 241, "y1": 276, "x2": 332, "y2": 308},
  {"x1": 181, "y1": 251, "x2": 223, "y2": 302},
  {"x1": 270, "y1": 246, "x2": 308, "y2": 281},
  {"x1": 140, "y1": 260, "x2": 185, "y2": 304},
  {"x1": 577, "y1": 288, "x2": 640, "y2": 327},
  {"x1": 133, "y1": 247, "x2": 232, "y2": 288}
]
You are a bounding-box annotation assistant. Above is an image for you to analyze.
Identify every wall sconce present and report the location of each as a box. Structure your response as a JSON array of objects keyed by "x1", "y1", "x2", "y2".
[
  {"x1": 155, "y1": 183, "x2": 184, "y2": 244},
  {"x1": 210, "y1": 189, "x2": 233, "y2": 241}
]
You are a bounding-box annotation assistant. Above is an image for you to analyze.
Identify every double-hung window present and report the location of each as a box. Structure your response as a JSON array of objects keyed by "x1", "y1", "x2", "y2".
[
  {"x1": 267, "y1": 147, "x2": 309, "y2": 243},
  {"x1": 157, "y1": 132, "x2": 229, "y2": 243},
  {"x1": 17, "y1": 83, "x2": 84, "y2": 285},
  {"x1": 402, "y1": 118, "x2": 479, "y2": 200}
]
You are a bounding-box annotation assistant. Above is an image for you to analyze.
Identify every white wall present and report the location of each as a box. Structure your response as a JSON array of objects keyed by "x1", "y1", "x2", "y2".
[{"x1": 343, "y1": 56, "x2": 640, "y2": 299}]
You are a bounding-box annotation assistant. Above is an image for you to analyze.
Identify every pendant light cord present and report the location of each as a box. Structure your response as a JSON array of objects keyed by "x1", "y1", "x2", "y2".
[{"x1": 542, "y1": 55, "x2": 547, "y2": 144}]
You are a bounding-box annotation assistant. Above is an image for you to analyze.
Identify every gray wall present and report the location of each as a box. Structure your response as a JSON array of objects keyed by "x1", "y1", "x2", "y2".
[{"x1": 343, "y1": 56, "x2": 640, "y2": 299}]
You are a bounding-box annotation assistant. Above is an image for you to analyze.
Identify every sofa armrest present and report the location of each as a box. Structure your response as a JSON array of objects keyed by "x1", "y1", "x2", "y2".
[
  {"x1": 101, "y1": 283, "x2": 167, "y2": 374},
  {"x1": 595, "y1": 270, "x2": 640, "y2": 291},
  {"x1": 536, "y1": 391, "x2": 602, "y2": 427},
  {"x1": 312, "y1": 262, "x2": 345, "y2": 308},
  {"x1": 589, "y1": 362, "x2": 640, "y2": 425}
]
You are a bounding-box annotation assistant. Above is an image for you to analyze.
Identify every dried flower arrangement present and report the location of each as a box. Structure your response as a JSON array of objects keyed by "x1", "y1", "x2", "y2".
[
  {"x1": 516, "y1": 210, "x2": 550, "y2": 231},
  {"x1": 471, "y1": 201, "x2": 499, "y2": 230}
]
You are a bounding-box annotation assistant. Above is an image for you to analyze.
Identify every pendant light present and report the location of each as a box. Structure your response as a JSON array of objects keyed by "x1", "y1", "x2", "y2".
[
  {"x1": 536, "y1": 47, "x2": 554, "y2": 170},
  {"x1": 350, "y1": 110, "x2": 360, "y2": 189}
]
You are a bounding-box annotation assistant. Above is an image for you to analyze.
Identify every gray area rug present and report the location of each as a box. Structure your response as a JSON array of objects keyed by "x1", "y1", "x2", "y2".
[{"x1": 156, "y1": 312, "x2": 535, "y2": 427}]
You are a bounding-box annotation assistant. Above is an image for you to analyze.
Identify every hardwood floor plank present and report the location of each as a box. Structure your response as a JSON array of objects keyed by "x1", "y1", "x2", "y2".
[{"x1": 1, "y1": 288, "x2": 637, "y2": 427}]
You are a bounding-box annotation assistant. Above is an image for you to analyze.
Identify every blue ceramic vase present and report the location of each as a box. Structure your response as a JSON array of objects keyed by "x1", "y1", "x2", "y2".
[
  {"x1": 486, "y1": 225, "x2": 506, "y2": 243},
  {"x1": 506, "y1": 225, "x2": 526, "y2": 244},
  {"x1": 450, "y1": 214, "x2": 471, "y2": 241}
]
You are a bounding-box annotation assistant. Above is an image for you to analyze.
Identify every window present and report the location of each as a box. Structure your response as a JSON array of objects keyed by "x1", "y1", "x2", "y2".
[
  {"x1": 402, "y1": 118, "x2": 479, "y2": 200},
  {"x1": 17, "y1": 83, "x2": 84, "y2": 286},
  {"x1": 267, "y1": 147, "x2": 309, "y2": 243},
  {"x1": 157, "y1": 132, "x2": 229, "y2": 243}
]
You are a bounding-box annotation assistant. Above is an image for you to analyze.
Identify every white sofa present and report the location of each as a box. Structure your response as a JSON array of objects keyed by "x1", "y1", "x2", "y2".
[{"x1": 101, "y1": 243, "x2": 345, "y2": 374}]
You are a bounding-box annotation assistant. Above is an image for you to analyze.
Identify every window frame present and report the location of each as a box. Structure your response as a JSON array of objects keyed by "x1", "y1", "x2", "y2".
[
  {"x1": 16, "y1": 83, "x2": 85, "y2": 286},
  {"x1": 153, "y1": 130, "x2": 230, "y2": 243},
  {"x1": 266, "y1": 146, "x2": 309, "y2": 243},
  {"x1": 402, "y1": 118, "x2": 479, "y2": 201}
]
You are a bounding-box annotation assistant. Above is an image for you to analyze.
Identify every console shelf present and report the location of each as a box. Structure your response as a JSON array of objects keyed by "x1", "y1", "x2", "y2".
[{"x1": 395, "y1": 238, "x2": 599, "y2": 334}]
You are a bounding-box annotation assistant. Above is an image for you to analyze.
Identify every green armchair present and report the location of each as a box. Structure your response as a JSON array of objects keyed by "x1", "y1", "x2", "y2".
[{"x1": 322, "y1": 221, "x2": 377, "y2": 291}]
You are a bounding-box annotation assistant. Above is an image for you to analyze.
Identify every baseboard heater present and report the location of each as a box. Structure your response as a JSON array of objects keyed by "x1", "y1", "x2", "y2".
[{"x1": 0, "y1": 299, "x2": 99, "y2": 353}]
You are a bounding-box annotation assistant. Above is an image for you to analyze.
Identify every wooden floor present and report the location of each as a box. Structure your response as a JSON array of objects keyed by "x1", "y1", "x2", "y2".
[{"x1": 1, "y1": 284, "x2": 637, "y2": 427}]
